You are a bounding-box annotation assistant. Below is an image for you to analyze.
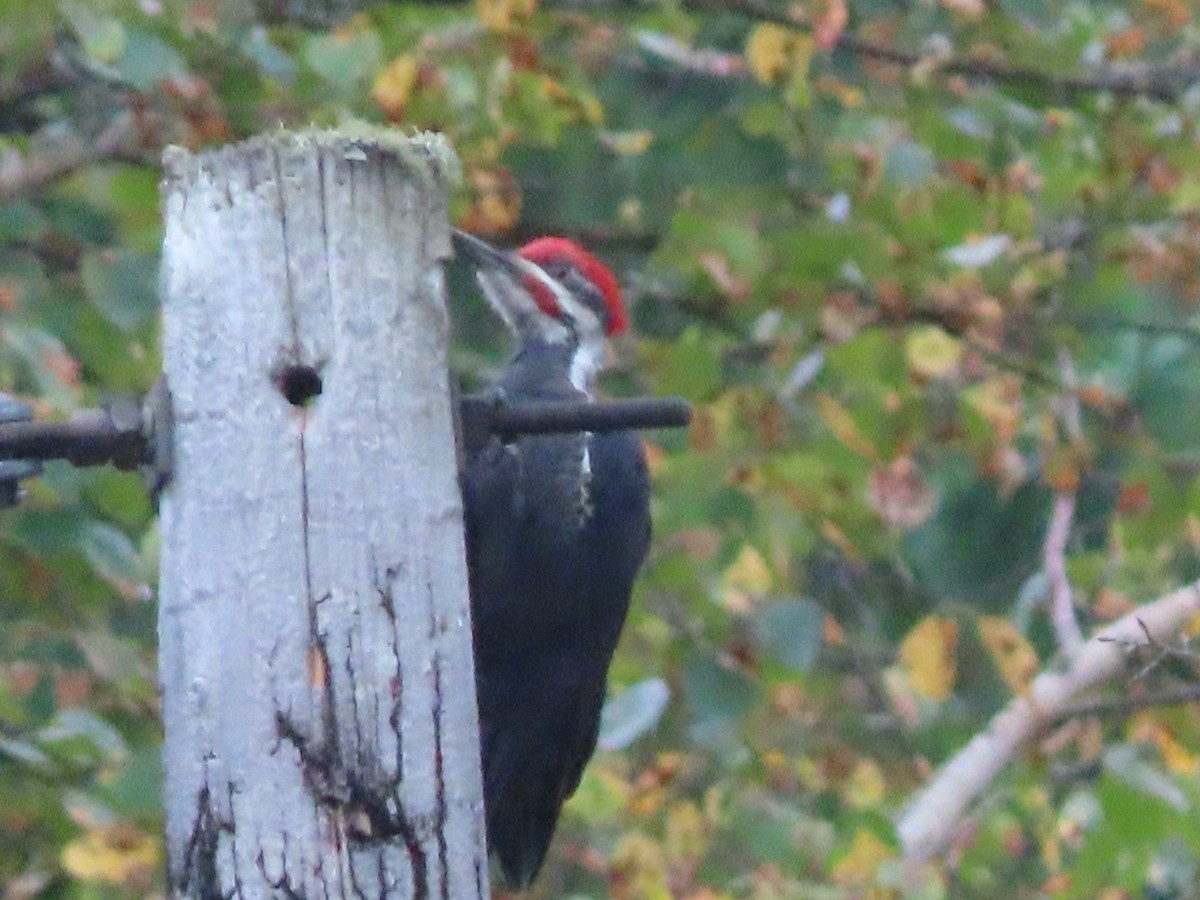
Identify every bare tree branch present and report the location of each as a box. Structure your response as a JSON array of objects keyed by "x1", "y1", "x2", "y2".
[
  {"x1": 1057, "y1": 314, "x2": 1200, "y2": 343},
  {"x1": 0, "y1": 112, "x2": 135, "y2": 205},
  {"x1": 682, "y1": 0, "x2": 1200, "y2": 102},
  {"x1": 898, "y1": 579, "x2": 1200, "y2": 867},
  {"x1": 1044, "y1": 493, "x2": 1084, "y2": 656},
  {"x1": 1053, "y1": 683, "x2": 1200, "y2": 722},
  {"x1": 1099, "y1": 616, "x2": 1200, "y2": 680},
  {"x1": 1043, "y1": 349, "x2": 1085, "y2": 655},
  {"x1": 1055, "y1": 347, "x2": 1085, "y2": 445}
]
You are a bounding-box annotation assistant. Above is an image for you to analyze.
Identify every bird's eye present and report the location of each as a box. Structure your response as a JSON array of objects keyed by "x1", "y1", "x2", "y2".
[{"x1": 546, "y1": 262, "x2": 571, "y2": 282}]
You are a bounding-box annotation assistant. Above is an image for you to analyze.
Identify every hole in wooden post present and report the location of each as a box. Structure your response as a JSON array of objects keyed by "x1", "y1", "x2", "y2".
[{"x1": 274, "y1": 364, "x2": 323, "y2": 407}]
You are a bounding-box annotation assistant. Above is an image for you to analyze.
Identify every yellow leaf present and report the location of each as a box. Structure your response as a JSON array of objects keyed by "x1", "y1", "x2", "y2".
[
  {"x1": 831, "y1": 82, "x2": 864, "y2": 107},
  {"x1": 831, "y1": 828, "x2": 894, "y2": 887},
  {"x1": 745, "y1": 24, "x2": 795, "y2": 84},
  {"x1": 906, "y1": 325, "x2": 963, "y2": 381},
  {"x1": 690, "y1": 392, "x2": 739, "y2": 452},
  {"x1": 978, "y1": 616, "x2": 1039, "y2": 695},
  {"x1": 460, "y1": 167, "x2": 522, "y2": 237},
  {"x1": 720, "y1": 544, "x2": 772, "y2": 611},
  {"x1": 816, "y1": 392, "x2": 875, "y2": 457},
  {"x1": 1182, "y1": 609, "x2": 1200, "y2": 638},
  {"x1": 1158, "y1": 729, "x2": 1199, "y2": 776},
  {"x1": 785, "y1": 33, "x2": 815, "y2": 108},
  {"x1": 898, "y1": 616, "x2": 958, "y2": 702},
  {"x1": 963, "y1": 375, "x2": 1022, "y2": 444},
  {"x1": 665, "y1": 801, "x2": 708, "y2": 865},
  {"x1": 844, "y1": 758, "x2": 886, "y2": 809},
  {"x1": 942, "y1": 0, "x2": 986, "y2": 17},
  {"x1": 568, "y1": 765, "x2": 631, "y2": 822},
  {"x1": 611, "y1": 831, "x2": 670, "y2": 900},
  {"x1": 629, "y1": 784, "x2": 666, "y2": 818},
  {"x1": 1130, "y1": 713, "x2": 1200, "y2": 776},
  {"x1": 476, "y1": 0, "x2": 537, "y2": 31},
  {"x1": 61, "y1": 825, "x2": 158, "y2": 885},
  {"x1": 538, "y1": 74, "x2": 570, "y2": 103},
  {"x1": 580, "y1": 93, "x2": 605, "y2": 126},
  {"x1": 1042, "y1": 832, "x2": 1063, "y2": 875},
  {"x1": 818, "y1": 520, "x2": 861, "y2": 561},
  {"x1": 371, "y1": 56, "x2": 419, "y2": 120}
]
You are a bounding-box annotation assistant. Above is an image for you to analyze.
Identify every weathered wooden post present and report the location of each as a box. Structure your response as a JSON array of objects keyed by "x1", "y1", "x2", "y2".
[{"x1": 157, "y1": 130, "x2": 489, "y2": 899}]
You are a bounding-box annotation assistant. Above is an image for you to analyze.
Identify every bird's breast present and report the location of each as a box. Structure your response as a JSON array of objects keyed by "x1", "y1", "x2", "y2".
[{"x1": 510, "y1": 431, "x2": 594, "y2": 531}]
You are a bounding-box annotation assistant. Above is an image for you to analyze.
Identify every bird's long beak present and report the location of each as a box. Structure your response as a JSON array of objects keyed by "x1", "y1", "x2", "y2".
[
  {"x1": 452, "y1": 228, "x2": 562, "y2": 339},
  {"x1": 451, "y1": 229, "x2": 525, "y2": 280}
]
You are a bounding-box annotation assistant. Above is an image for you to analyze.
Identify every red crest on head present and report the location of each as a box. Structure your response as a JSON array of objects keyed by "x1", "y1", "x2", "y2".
[{"x1": 518, "y1": 237, "x2": 629, "y2": 336}]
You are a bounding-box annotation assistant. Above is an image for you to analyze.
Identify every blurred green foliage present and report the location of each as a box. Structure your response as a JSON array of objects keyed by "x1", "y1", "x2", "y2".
[{"x1": 3, "y1": 0, "x2": 1200, "y2": 896}]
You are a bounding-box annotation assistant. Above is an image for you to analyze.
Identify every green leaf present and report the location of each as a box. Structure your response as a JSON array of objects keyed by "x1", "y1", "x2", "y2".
[
  {"x1": 4, "y1": 324, "x2": 79, "y2": 409},
  {"x1": 304, "y1": 29, "x2": 382, "y2": 92},
  {"x1": 645, "y1": 328, "x2": 723, "y2": 401},
  {"x1": 100, "y1": 744, "x2": 162, "y2": 817},
  {"x1": 61, "y1": 2, "x2": 126, "y2": 64},
  {"x1": 755, "y1": 598, "x2": 823, "y2": 672},
  {"x1": 82, "y1": 469, "x2": 153, "y2": 531},
  {"x1": 80, "y1": 248, "x2": 159, "y2": 332},
  {"x1": 0, "y1": 678, "x2": 28, "y2": 727},
  {"x1": 115, "y1": 27, "x2": 186, "y2": 90},
  {"x1": 904, "y1": 457, "x2": 1050, "y2": 608},
  {"x1": 883, "y1": 140, "x2": 936, "y2": 188},
  {"x1": 242, "y1": 28, "x2": 298, "y2": 82},
  {"x1": 74, "y1": 631, "x2": 153, "y2": 690},
  {"x1": 0, "y1": 202, "x2": 46, "y2": 242},
  {"x1": 0, "y1": 736, "x2": 52, "y2": 769},
  {"x1": 1134, "y1": 336, "x2": 1200, "y2": 458},
  {"x1": 728, "y1": 791, "x2": 833, "y2": 867},
  {"x1": 79, "y1": 521, "x2": 145, "y2": 593},
  {"x1": 40, "y1": 196, "x2": 116, "y2": 244},
  {"x1": 1103, "y1": 744, "x2": 1187, "y2": 812},
  {"x1": 37, "y1": 709, "x2": 126, "y2": 768},
  {"x1": 684, "y1": 653, "x2": 761, "y2": 721}
]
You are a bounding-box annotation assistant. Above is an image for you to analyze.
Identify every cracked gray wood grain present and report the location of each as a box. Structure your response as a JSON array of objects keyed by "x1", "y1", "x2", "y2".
[{"x1": 158, "y1": 130, "x2": 489, "y2": 900}]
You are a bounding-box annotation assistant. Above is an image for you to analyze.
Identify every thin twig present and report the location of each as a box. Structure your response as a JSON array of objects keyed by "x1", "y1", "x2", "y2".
[
  {"x1": 1055, "y1": 347, "x2": 1085, "y2": 445},
  {"x1": 1053, "y1": 684, "x2": 1200, "y2": 722},
  {"x1": 1044, "y1": 492, "x2": 1084, "y2": 656},
  {"x1": 682, "y1": 0, "x2": 1199, "y2": 103},
  {"x1": 1057, "y1": 314, "x2": 1200, "y2": 343},
  {"x1": 1042, "y1": 349, "x2": 1085, "y2": 655},
  {"x1": 1098, "y1": 616, "x2": 1200, "y2": 680}
]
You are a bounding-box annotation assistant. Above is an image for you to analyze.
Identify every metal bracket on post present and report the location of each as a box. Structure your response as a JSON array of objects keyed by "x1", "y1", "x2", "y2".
[
  {"x1": 458, "y1": 392, "x2": 692, "y2": 458},
  {"x1": 0, "y1": 393, "x2": 40, "y2": 508},
  {"x1": 0, "y1": 378, "x2": 174, "y2": 500},
  {"x1": 0, "y1": 385, "x2": 687, "y2": 504}
]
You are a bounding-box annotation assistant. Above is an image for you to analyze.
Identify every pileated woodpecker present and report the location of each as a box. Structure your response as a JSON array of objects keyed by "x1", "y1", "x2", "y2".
[{"x1": 453, "y1": 229, "x2": 651, "y2": 888}]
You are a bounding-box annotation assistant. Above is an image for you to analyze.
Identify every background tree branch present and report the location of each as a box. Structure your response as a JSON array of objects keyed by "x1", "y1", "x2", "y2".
[
  {"x1": 897, "y1": 580, "x2": 1200, "y2": 867},
  {"x1": 681, "y1": 0, "x2": 1199, "y2": 101},
  {"x1": 0, "y1": 111, "x2": 135, "y2": 205}
]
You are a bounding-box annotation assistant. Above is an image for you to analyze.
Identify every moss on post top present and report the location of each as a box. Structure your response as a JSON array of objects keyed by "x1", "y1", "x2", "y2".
[{"x1": 160, "y1": 126, "x2": 461, "y2": 194}]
